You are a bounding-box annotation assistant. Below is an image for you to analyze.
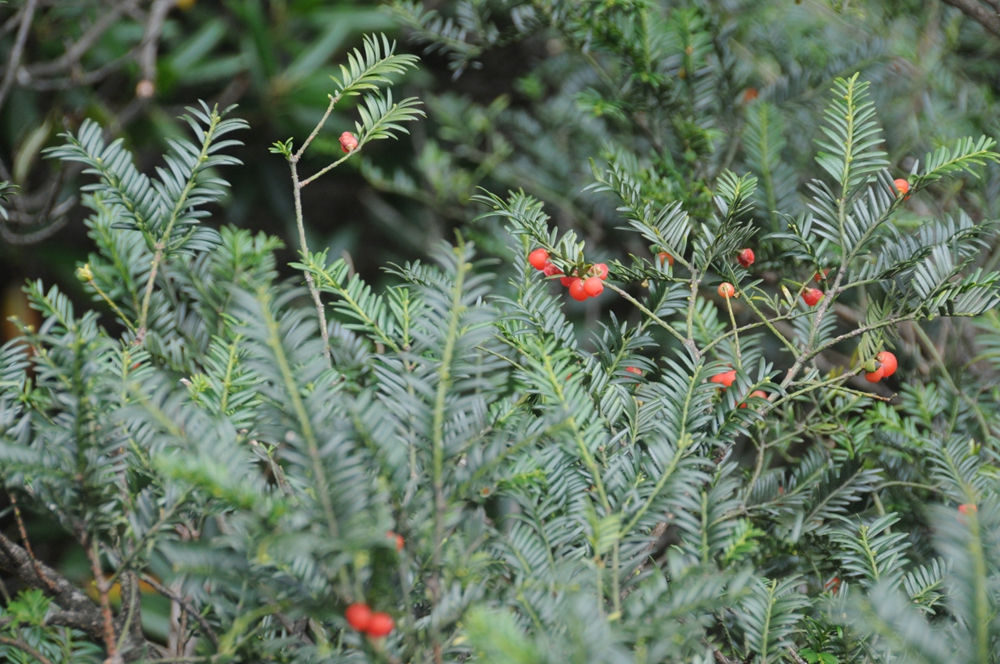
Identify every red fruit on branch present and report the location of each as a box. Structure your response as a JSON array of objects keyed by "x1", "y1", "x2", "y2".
[
  {"x1": 710, "y1": 370, "x2": 737, "y2": 387},
  {"x1": 657, "y1": 252, "x2": 674, "y2": 266},
  {"x1": 625, "y1": 366, "x2": 642, "y2": 376},
  {"x1": 893, "y1": 178, "x2": 910, "y2": 197},
  {"x1": 814, "y1": 269, "x2": 830, "y2": 282},
  {"x1": 542, "y1": 262, "x2": 562, "y2": 277},
  {"x1": 583, "y1": 277, "x2": 604, "y2": 297},
  {"x1": 718, "y1": 282, "x2": 736, "y2": 299},
  {"x1": 345, "y1": 603, "x2": 372, "y2": 631},
  {"x1": 737, "y1": 248, "x2": 755, "y2": 268},
  {"x1": 876, "y1": 351, "x2": 897, "y2": 378},
  {"x1": 740, "y1": 389, "x2": 767, "y2": 408},
  {"x1": 959, "y1": 503, "x2": 977, "y2": 515},
  {"x1": 528, "y1": 248, "x2": 550, "y2": 270},
  {"x1": 865, "y1": 366, "x2": 885, "y2": 383},
  {"x1": 366, "y1": 612, "x2": 395, "y2": 638},
  {"x1": 387, "y1": 531, "x2": 404, "y2": 552},
  {"x1": 802, "y1": 288, "x2": 824, "y2": 307},
  {"x1": 591, "y1": 263, "x2": 609, "y2": 280},
  {"x1": 339, "y1": 131, "x2": 359, "y2": 153},
  {"x1": 568, "y1": 278, "x2": 589, "y2": 301}
]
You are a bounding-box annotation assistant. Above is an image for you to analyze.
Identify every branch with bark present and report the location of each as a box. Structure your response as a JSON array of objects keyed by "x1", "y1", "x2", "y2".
[{"x1": 941, "y1": 0, "x2": 1000, "y2": 37}]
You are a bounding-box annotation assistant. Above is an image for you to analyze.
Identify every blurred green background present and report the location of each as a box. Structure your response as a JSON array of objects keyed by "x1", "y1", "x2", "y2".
[{"x1": 3, "y1": 0, "x2": 1000, "y2": 644}]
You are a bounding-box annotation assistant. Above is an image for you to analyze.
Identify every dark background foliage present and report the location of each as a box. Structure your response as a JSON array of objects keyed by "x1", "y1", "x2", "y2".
[{"x1": 3, "y1": 0, "x2": 1000, "y2": 658}]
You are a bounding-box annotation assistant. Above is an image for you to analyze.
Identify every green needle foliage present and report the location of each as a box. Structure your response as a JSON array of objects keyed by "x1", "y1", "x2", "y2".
[{"x1": 2, "y1": 26, "x2": 1000, "y2": 664}]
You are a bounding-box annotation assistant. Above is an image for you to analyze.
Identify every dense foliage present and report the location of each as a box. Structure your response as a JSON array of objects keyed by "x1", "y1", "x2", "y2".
[{"x1": 2, "y1": 2, "x2": 1000, "y2": 664}]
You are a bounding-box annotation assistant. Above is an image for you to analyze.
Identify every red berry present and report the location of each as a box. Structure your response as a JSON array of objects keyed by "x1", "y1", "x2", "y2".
[
  {"x1": 345, "y1": 603, "x2": 372, "y2": 631},
  {"x1": 657, "y1": 252, "x2": 675, "y2": 266},
  {"x1": 718, "y1": 282, "x2": 736, "y2": 299},
  {"x1": 339, "y1": 131, "x2": 359, "y2": 153},
  {"x1": 528, "y1": 248, "x2": 550, "y2": 270},
  {"x1": 386, "y1": 531, "x2": 404, "y2": 552},
  {"x1": 814, "y1": 269, "x2": 830, "y2": 283},
  {"x1": 365, "y1": 612, "x2": 394, "y2": 638},
  {"x1": 568, "y1": 278, "x2": 589, "y2": 301},
  {"x1": 591, "y1": 263, "x2": 609, "y2": 280},
  {"x1": 893, "y1": 178, "x2": 910, "y2": 197},
  {"x1": 876, "y1": 351, "x2": 897, "y2": 378},
  {"x1": 542, "y1": 262, "x2": 562, "y2": 277},
  {"x1": 802, "y1": 288, "x2": 824, "y2": 307},
  {"x1": 710, "y1": 370, "x2": 737, "y2": 388},
  {"x1": 560, "y1": 276, "x2": 575, "y2": 286},
  {"x1": 865, "y1": 366, "x2": 885, "y2": 383},
  {"x1": 737, "y1": 248, "x2": 755, "y2": 268},
  {"x1": 625, "y1": 366, "x2": 643, "y2": 376},
  {"x1": 959, "y1": 503, "x2": 977, "y2": 515},
  {"x1": 740, "y1": 389, "x2": 767, "y2": 408},
  {"x1": 741, "y1": 88, "x2": 759, "y2": 104},
  {"x1": 582, "y1": 277, "x2": 604, "y2": 297}
]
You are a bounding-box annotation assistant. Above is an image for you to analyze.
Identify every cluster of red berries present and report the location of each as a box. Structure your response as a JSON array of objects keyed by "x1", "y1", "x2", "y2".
[
  {"x1": 345, "y1": 603, "x2": 394, "y2": 638},
  {"x1": 529, "y1": 248, "x2": 608, "y2": 301},
  {"x1": 864, "y1": 351, "x2": 898, "y2": 383},
  {"x1": 708, "y1": 369, "x2": 767, "y2": 408}
]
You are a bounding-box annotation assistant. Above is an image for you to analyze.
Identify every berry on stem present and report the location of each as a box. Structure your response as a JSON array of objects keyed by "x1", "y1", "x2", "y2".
[
  {"x1": 737, "y1": 248, "x2": 755, "y2": 268},
  {"x1": 387, "y1": 531, "x2": 404, "y2": 552},
  {"x1": 339, "y1": 131, "x2": 358, "y2": 153},
  {"x1": 802, "y1": 288, "x2": 824, "y2": 307},
  {"x1": 710, "y1": 370, "x2": 737, "y2": 387},
  {"x1": 876, "y1": 351, "x2": 897, "y2": 378},
  {"x1": 365, "y1": 612, "x2": 394, "y2": 638},
  {"x1": 959, "y1": 503, "x2": 977, "y2": 515},
  {"x1": 718, "y1": 282, "x2": 736, "y2": 299},
  {"x1": 657, "y1": 252, "x2": 675, "y2": 266},
  {"x1": 740, "y1": 389, "x2": 767, "y2": 408},
  {"x1": 893, "y1": 178, "x2": 910, "y2": 197},
  {"x1": 568, "y1": 278, "x2": 589, "y2": 301},
  {"x1": 865, "y1": 366, "x2": 885, "y2": 383},
  {"x1": 583, "y1": 277, "x2": 604, "y2": 297},
  {"x1": 528, "y1": 248, "x2": 550, "y2": 270},
  {"x1": 591, "y1": 263, "x2": 609, "y2": 280},
  {"x1": 625, "y1": 366, "x2": 642, "y2": 376},
  {"x1": 542, "y1": 262, "x2": 562, "y2": 277},
  {"x1": 345, "y1": 603, "x2": 372, "y2": 631}
]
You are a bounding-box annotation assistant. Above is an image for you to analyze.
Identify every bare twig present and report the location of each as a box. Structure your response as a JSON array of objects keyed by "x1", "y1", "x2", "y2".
[
  {"x1": 0, "y1": 0, "x2": 38, "y2": 113},
  {"x1": 139, "y1": 573, "x2": 220, "y2": 648},
  {"x1": 25, "y1": 0, "x2": 142, "y2": 77},
  {"x1": 138, "y1": 0, "x2": 176, "y2": 87},
  {"x1": 84, "y1": 540, "x2": 121, "y2": 663},
  {"x1": 8, "y1": 492, "x2": 57, "y2": 592}
]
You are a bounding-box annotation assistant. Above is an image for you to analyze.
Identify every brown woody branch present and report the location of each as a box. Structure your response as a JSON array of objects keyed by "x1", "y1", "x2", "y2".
[
  {"x1": 941, "y1": 0, "x2": 1000, "y2": 37},
  {"x1": 0, "y1": 531, "x2": 106, "y2": 641}
]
